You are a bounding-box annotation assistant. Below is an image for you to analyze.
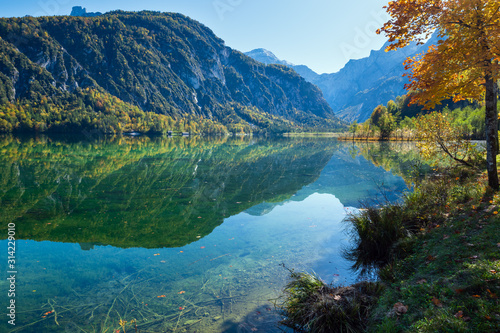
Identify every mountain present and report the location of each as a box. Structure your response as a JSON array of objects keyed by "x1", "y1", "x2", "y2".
[
  {"x1": 246, "y1": 34, "x2": 439, "y2": 123},
  {"x1": 313, "y1": 35, "x2": 439, "y2": 122},
  {"x1": 0, "y1": 11, "x2": 343, "y2": 134}
]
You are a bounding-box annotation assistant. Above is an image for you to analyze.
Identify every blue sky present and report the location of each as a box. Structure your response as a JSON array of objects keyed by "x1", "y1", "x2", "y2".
[{"x1": 2, "y1": 0, "x2": 390, "y2": 74}]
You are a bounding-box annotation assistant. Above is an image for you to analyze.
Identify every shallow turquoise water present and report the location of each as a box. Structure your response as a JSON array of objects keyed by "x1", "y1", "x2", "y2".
[{"x1": 0, "y1": 136, "x2": 417, "y2": 332}]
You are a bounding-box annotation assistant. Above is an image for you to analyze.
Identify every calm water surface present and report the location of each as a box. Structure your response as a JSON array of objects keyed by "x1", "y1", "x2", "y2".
[{"x1": 0, "y1": 136, "x2": 420, "y2": 333}]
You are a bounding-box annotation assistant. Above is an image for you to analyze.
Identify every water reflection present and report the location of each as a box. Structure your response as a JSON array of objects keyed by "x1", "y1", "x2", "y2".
[
  {"x1": 0, "y1": 136, "x2": 417, "y2": 333},
  {"x1": 0, "y1": 136, "x2": 338, "y2": 248}
]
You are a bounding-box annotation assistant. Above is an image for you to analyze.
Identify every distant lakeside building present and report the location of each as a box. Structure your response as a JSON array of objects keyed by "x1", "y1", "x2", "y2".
[{"x1": 70, "y1": 6, "x2": 102, "y2": 17}]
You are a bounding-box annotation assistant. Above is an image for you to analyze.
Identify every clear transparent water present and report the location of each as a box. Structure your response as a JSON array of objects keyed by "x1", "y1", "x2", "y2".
[{"x1": 0, "y1": 136, "x2": 418, "y2": 332}]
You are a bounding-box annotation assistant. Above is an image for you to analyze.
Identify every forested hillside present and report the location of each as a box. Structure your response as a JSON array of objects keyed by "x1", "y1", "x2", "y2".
[{"x1": 0, "y1": 11, "x2": 344, "y2": 134}]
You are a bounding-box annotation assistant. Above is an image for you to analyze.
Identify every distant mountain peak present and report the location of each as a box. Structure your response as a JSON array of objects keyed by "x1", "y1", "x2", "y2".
[
  {"x1": 70, "y1": 6, "x2": 102, "y2": 17},
  {"x1": 245, "y1": 49, "x2": 318, "y2": 82},
  {"x1": 245, "y1": 48, "x2": 294, "y2": 67}
]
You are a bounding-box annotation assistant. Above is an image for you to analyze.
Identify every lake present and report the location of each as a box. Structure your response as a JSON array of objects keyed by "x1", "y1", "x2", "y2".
[{"x1": 0, "y1": 136, "x2": 423, "y2": 333}]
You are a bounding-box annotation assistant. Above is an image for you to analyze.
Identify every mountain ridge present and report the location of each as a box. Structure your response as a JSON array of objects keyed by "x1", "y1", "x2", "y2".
[
  {"x1": 0, "y1": 11, "x2": 343, "y2": 134},
  {"x1": 245, "y1": 34, "x2": 439, "y2": 122}
]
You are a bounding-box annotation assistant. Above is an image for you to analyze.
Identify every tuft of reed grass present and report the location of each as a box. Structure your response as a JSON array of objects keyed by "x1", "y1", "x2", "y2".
[
  {"x1": 276, "y1": 269, "x2": 384, "y2": 333},
  {"x1": 343, "y1": 204, "x2": 407, "y2": 273}
]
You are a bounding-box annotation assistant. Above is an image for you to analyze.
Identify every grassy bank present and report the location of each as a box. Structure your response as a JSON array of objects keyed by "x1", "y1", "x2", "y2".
[
  {"x1": 278, "y1": 166, "x2": 499, "y2": 332},
  {"x1": 370, "y1": 169, "x2": 499, "y2": 332}
]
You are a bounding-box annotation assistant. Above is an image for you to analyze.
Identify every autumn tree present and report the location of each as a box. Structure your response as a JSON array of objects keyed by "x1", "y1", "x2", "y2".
[
  {"x1": 378, "y1": 0, "x2": 500, "y2": 189},
  {"x1": 415, "y1": 112, "x2": 479, "y2": 167}
]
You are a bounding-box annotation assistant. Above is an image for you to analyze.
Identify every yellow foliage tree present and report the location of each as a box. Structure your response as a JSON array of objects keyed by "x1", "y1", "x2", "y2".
[
  {"x1": 415, "y1": 112, "x2": 478, "y2": 167},
  {"x1": 378, "y1": 0, "x2": 500, "y2": 189}
]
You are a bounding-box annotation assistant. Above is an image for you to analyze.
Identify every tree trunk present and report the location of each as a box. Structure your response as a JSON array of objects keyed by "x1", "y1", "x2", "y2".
[{"x1": 484, "y1": 74, "x2": 499, "y2": 190}]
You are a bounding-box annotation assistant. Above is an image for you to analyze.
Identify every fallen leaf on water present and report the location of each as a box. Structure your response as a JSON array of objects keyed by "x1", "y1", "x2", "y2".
[
  {"x1": 179, "y1": 307, "x2": 184, "y2": 310},
  {"x1": 178, "y1": 291, "x2": 185, "y2": 294},
  {"x1": 154, "y1": 253, "x2": 160, "y2": 256},
  {"x1": 157, "y1": 295, "x2": 166, "y2": 298},
  {"x1": 431, "y1": 297, "x2": 443, "y2": 307},
  {"x1": 200, "y1": 246, "x2": 205, "y2": 249},
  {"x1": 160, "y1": 260, "x2": 166, "y2": 263},
  {"x1": 179, "y1": 251, "x2": 184, "y2": 253}
]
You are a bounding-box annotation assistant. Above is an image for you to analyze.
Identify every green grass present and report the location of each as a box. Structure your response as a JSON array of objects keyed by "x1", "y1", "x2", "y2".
[{"x1": 369, "y1": 168, "x2": 500, "y2": 332}]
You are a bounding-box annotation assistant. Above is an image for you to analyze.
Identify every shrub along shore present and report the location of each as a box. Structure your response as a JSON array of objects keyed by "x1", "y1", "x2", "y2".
[{"x1": 277, "y1": 165, "x2": 500, "y2": 332}]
